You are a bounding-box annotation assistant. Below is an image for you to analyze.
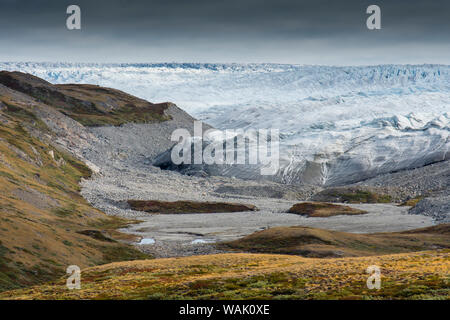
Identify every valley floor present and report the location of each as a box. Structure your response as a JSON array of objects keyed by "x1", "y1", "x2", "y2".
[
  {"x1": 122, "y1": 202, "x2": 434, "y2": 258},
  {"x1": 77, "y1": 121, "x2": 443, "y2": 258}
]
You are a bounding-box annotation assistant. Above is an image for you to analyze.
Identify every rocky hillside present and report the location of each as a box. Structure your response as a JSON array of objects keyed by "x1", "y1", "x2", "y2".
[
  {"x1": 0, "y1": 71, "x2": 172, "y2": 126},
  {"x1": 0, "y1": 72, "x2": 189, "y2": 291}
]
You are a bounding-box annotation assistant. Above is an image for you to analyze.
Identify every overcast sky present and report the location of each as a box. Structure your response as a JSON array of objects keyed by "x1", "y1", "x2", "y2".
[{"x1": 0, "y1": 0, "x2": 449, "y2": 65}]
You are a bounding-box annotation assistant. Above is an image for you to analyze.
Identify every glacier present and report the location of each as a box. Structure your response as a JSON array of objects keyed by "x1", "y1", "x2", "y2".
[{"x1": 1, "y1": 62, "x2": 449, "y2": 185}]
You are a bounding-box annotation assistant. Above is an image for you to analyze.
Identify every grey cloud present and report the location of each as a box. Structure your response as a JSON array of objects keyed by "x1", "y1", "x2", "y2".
[{"x1": 0, "y1": 0, "x2": 449, "y2": 64}]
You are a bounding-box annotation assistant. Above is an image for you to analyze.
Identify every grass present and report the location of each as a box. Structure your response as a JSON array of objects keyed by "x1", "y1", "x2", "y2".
[
  {"x1": 287, "y1": 202, "x2": 367, "y2": 217},
  {"x1": 76, "y1": 230, "x2": 115, "y2": 243},
  {"x1": 312, "y1": 187, "x2": 393, "y2": 203},
  {"x1": 0, "y1": 97, "x2": 151, "y2": 292},
  {"x1": 400, "y1": 197, "x2": 424, "y2": 208},
  {"x1": 87, "y1": 216, "x2": 143, "y2": 242},
  {"x1": 219, "y1": 224, "x2": 450, "y2": 258},
  {"x1": 0, "y1": 71, "x2": 172, "y2": 127},
  {"x1": 334, "y1": 190, "x2": 391, "y2": 203},
  {"x1": 1, "y1": 250, "x2": 448, "y2": 300},
  {"x1": 127, "y1": 200, "x2": 258, "y2": 214}
]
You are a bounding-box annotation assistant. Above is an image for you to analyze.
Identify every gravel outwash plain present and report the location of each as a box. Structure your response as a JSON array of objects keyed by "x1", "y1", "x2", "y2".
[{"x1": 67, "y1": 104, "x2": 446, "y2": 257}]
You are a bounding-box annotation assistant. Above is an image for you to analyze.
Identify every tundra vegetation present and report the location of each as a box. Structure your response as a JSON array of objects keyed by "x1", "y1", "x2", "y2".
[
  {"x1": 287, "y1": 202, "x2": 367, "y2": 217},
  {"x1": 219, "y1": 224, "x2": 450, "y2": 258},
  {"x1": 127, "y1": 200, "x2": 258, "y2": 214},
  {"x1": 1, "y1": 250, "x2": 448, "y2": 300}
]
